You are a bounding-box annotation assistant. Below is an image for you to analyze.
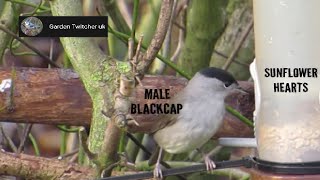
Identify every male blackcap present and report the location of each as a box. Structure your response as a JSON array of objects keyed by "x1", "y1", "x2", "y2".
[{"x1": 149, "y1": 67, "x2": 240, "y2": 179}]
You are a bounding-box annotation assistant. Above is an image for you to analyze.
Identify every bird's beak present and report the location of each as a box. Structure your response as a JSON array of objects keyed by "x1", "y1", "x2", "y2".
[{"x1": 235, "y1": 83, "x2": 249, "y2": 94}]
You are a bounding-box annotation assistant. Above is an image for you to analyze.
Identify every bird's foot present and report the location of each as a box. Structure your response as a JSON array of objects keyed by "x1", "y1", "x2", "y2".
[
  {"x1": 153, "y1": 163, "x2": 163, "y2": 179},
  {"x1": 204, "y1": 155, "x2": 216, "y2": 172}
]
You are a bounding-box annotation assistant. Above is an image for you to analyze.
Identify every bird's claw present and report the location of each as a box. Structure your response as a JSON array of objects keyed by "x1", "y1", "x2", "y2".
[
  {"x1": 153, "y1": 163, "x2": 163, "y2": 179},
  {"x1": 204, "y1": 156, "x2": 216, "y2": 172}
]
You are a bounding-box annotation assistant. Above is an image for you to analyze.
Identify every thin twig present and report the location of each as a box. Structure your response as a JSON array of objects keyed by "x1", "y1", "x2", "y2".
[
  {"x1": 126, "y1": 133, "x2": 151, "y2": 157},
  {"x1": 162, "y1": 0, "x2": 177, "y2": 59},
  {"x1": 226, "y1": 105, "x2": 254, "y2": 128},
  {"x1": 174, "y1": 0, "x2": 186, "y2": 17},
  {"x1": 9, "y1": 37, "x2": 37, "y2": 56},
  {"x1": 133, "y1": 36, "x2": 144, "y2": 87},
  {"x1": 171, "y1": 3, "x2": 187, "y2": 63},
  {"x1": 78, "y1": 127, "x2": 96, "y2": 160},
  {"x1": 214, "y1": 50, "x2": 249, "y2": 67},
  {"x1": 56, "y1": 125, "x2": 80, "y2": 133},
  {"x1": 17, "y1": 124, "x2": 33, "y2": 153},
  {"x1": 78, "y1": 141, "x2": 85, "y2": 164},
  {"x1": 69, "y1": 152, "x2": 79, "y2": 163},
  {"x1": 222, "y1": 19, "x2": 253, "y2": 70},
  {"x1": 0, "y1": 123, "x2": 17, "y2": 153},
  {"x1": 60, "y1": 125, "x2": 67, "y2": 155},
  {"x1": 28, "y1": 133, "x2": 40, "y2": 156},
  {"x1": 173, "y1": 21, "x2": 185, "y2": 31},
  {"x1": 128, "y1": 38, "x2": 134, "y2": 62},
  {"x1": 133, "y1": 36, "x2": 143, "y2": 66},
  {"x1": 48, "y1": 38, "x2": 54, "y2": 68},
  {"x1": 16, "y1": 123, "x2": 40, "y2": 156},
  {"x1": 57, "y1": 148, "x2": 79, "y2": 160},
  {"x1": 0, "y1": 25, "x2": 60, "y2": 68},
  {"x1": 131, "y1": 0, "x2": 139, "y2": 39}
]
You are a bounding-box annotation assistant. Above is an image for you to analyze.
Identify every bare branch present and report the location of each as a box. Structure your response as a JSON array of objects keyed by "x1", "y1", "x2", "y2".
[
  {"x1": 133, "y1": 36, "x2": 144, "y2": 86},
  {"x1": 79, "y1": 127, "x2": 97, "y2": 160},
  {"x1": 0, "y1": 67, "x2": 91, "y2": 126},
  {"x1": 137, "y1": 0, "x2": 174, "y2": 75},
  {"x1": 17, "y1": 124, "x2": 33, "y2": 153},
  {"x1": 0, "y1": 123, "x2": 17, "y2": 152},
  {"x1": 150, "y1": 0, "x2": 178, "y2": 74},
  {"x1": 0, "y1": 151, "x2": 95, "y2": 179},
  {"x1": 57, "y1": 149, "x2": 79, "y2": 160},
  {"x1": 171, "y1": 3, "x2": 187, "y2": 63},
  {"x1": 0, "y1": 68, "x2": 254, "y2": 138}
]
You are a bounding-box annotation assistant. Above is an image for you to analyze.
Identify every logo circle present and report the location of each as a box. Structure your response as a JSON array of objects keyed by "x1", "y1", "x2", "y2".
[{"x1": 21, "y1": 17, "x2": 43, "y2": 36}]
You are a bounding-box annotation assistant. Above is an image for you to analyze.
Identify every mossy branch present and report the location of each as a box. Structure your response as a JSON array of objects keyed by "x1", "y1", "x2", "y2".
[{"x1": 50, "y1": 0, "x2": 132, "y2": 177}]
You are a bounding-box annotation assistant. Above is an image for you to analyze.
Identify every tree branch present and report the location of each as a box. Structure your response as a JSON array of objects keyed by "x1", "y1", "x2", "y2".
[
  {"x1": 137, "y1": 0, "x2": 174, "y2": 75},
  {"x1": 79, "y1": 127, "x2": 97, "y2": 160},
  {"x1": 0, "y1": 151, "x2": 95, "y2": 180},
  {"x1": 0, "y1": 67, "x2": 92, "y2": 125},
  {"x1": 0, "y1": 68, "x2": 254, "y2": 138},
  {"x1": 50, "y1": 0, "x2": 127, "y2": 165}
]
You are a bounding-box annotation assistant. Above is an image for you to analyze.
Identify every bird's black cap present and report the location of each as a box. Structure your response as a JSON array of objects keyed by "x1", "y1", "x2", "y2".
[{"x1": 199, "y1": 67, "x2": 237, "y2": 87}]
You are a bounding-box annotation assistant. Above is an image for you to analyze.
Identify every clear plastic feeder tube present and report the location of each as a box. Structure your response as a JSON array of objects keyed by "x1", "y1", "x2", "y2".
[{"x1": 252, "y1": 0, "x2": 320, "y2": 163}]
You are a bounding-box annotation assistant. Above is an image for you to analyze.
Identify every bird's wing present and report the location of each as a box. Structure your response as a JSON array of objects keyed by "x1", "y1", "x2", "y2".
[
  {"x1": 149, "y1": 112, "x2": 178, "y2": 134},
  {"x1": 148, "y1": 92, "x2": 184, "y2": 135}
]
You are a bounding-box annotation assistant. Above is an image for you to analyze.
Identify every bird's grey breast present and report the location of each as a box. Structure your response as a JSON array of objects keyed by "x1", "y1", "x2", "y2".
[{"x1": 153, "y1": 92, "x2": 225, "y2": 154}]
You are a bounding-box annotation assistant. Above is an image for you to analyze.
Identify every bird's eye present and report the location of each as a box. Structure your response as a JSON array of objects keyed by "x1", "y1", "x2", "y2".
[{"x1": 224, "y1": 82, "x2": 232, "y2": 88}]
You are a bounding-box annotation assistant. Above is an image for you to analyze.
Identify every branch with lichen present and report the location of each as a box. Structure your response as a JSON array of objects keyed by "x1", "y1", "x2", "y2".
[
  {"x1": 100, "y1": 74, "x2": 135, "y2": 177},
  {"x1": 50, "y1": 0, "x2": 132, "y2": 177}
]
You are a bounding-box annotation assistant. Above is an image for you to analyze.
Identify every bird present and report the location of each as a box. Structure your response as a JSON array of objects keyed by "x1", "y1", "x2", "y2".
[{"x1": 148, "y1": 67, "x2": 241, "y2": 179}]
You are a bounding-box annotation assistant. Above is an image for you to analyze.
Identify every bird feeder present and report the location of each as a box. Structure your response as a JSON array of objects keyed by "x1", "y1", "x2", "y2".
[
  {"x1": 100, "y1": 1, "x2": 320, "y2": 179},
  {"x1": 250, "y1": 0, "x2": 320, "y2": 178}
]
